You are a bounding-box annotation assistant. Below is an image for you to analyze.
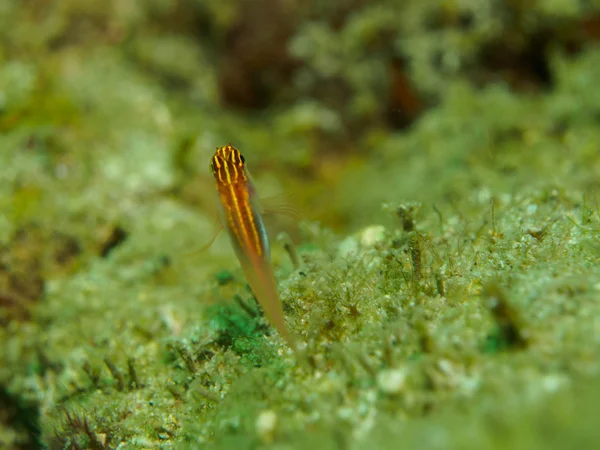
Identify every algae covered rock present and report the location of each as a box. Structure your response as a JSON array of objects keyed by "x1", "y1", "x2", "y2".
[{"x1": 1, "y1": 0, "x2": 600, "y2": 449}]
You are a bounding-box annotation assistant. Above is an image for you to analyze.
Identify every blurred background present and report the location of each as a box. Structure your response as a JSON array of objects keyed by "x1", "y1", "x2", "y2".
[{"x1": 3, "y1": 0, "x2": 600, "y2": 234}]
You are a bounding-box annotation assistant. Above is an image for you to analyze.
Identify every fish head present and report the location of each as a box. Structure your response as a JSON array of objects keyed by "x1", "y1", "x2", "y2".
[{"x1": 210, "y1": 144, "x2": 247, "y2": 186}]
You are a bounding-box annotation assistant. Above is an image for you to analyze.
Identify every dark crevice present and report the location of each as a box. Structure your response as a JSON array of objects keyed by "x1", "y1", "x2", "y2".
[
  {"x1": 0, "y1": 387, "x2": 41, "y2": 450},
  {"x1": 473, "y1": 30, "x2": 556, "y2": 92}
]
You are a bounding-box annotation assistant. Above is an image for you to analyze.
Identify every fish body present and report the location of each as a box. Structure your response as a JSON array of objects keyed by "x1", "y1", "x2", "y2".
[{"x1": 210, "y1": 144, "x2": 293, "y2": 346}]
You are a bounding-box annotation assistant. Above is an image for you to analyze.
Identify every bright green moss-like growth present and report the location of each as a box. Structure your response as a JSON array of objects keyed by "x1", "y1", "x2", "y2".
[{"x1": 2, "y1": 1, "x2": 600, "y2": 449}]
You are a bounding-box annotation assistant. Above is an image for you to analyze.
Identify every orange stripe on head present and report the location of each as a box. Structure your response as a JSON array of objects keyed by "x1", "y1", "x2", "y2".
[{"x1": 210, "y1": 145, "x2": 247, "y2": 186}]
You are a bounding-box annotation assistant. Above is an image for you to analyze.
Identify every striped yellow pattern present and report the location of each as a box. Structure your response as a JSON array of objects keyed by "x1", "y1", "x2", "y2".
[{"x1": 210, "y1": 145, "x2": 263, "y2": 257}]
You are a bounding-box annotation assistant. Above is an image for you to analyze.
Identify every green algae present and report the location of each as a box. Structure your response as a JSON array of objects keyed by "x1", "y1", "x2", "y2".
[{"x1": 2, "y1": 1, "x2": 600, "y2": 449}]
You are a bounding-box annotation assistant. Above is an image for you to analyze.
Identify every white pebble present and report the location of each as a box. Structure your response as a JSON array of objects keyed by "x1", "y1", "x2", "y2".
[
  {"x1": 377, "y1": 368, "x2": 407, "y2": 394},
  {"x1": 256, "y1": 410, "x2": 277, "y2": 443},
  {"x1": 360, "y1": 225, "x2": 386, "y2": 247}
]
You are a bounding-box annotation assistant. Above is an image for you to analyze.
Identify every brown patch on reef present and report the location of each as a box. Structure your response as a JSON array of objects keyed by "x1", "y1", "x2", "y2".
[
  {"x1": 216, "y1": 0, "x2": 371, "y2": 110},
  {"x1": 0, "y1": 227, "x2": 47, "y2": 324},
  {"x1": 0, "y1": 225, "x2": 82, "y2": 325},
  {"x1": 96, "y1": 225, "x2": 128, "y2": 258},
  {"x1": 386, "y1": 57, "x2": 423, "y2": 129},
  {"x1": 582, "y1": 13, "x2": 600, "y2": 41},
  {"x1": 473, "y1": 30, "x2": 555, "y2": 92},
  {"x1": 470, "y1": 11, "x2": 600, "y2": 93},
  {"x1": 217, "y1": 0, "x2": 300, "y2": 109}
]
